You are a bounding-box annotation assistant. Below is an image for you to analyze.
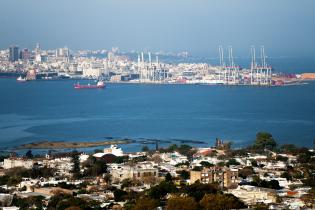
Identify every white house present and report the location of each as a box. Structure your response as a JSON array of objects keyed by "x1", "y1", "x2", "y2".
[
  {"x1": 93, "y1": 145, "x2": 124, "y2": 158},
  {"x1": 160, "y1": 152, "x2": 188, "y2": 166}
]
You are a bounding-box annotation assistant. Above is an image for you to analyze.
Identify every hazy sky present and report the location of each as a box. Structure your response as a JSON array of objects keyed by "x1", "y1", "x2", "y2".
[{"x1": 0, "y1": 0, "x2": 314, "y2": 56}]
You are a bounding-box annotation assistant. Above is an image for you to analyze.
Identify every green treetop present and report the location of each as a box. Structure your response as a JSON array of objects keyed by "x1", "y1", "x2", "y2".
[{"x1": 254, "y1": 132, "x2": 277, "y2": 150}]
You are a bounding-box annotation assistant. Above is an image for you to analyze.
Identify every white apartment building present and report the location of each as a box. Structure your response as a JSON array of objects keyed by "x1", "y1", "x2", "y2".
[{"x1": 3, "y1": 158, "x2": 33, "y2": 169}]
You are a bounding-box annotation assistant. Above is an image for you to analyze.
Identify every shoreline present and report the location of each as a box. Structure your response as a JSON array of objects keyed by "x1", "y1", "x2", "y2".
[
  {"x1": 14, "y1": 138, "x2": 208, "y2": 151},
  {"x1": 2, "y1": 77, "x2": 314, "y2": 87},
  {"x1": 17, "y1": 139, "x2": 133, "y2": 150},
  {"x1": 2, "y1": 72, "x2": 315, "y2": 86}
]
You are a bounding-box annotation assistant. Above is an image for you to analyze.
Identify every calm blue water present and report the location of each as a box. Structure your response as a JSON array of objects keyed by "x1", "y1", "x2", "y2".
[{"x1": 0, "y1": 77, "x2": 315, "y2": 153}]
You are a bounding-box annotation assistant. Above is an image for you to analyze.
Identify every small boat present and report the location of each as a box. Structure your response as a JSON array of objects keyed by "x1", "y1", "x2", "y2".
[
  {"x1": 74, "y1": 81, "x2": 106, "y2": 89},
  {"x1": 17, "y1": 76, "x2": 27, "y2": 82}
]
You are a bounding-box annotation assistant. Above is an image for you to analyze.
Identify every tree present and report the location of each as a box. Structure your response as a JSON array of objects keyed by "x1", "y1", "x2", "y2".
[
  {"x1": 302, "y1": 173, "x2": 315, "y2": 187},
  {"x1": 301, "y1": 187, "x2": 315, "y2": 208},
  {"x1": 121, "y1": 178, "x2": 133, "y2": 189},
  {"x1": 183, "y1": 183, "x2": 218, "y2": 202},
  {"x1": 253, "y1": 203, "x2": 269, "y2": 210},
  {"x1": 200, "y1": 161, "x2": 214, "y2": 168},
  {"x1": 276, "y1": 155, "x2": 288, "y2": 162},
  {"x1": 200, "y1": 193, "x2": 246, "y2": 210},
  {"x1": 0, "y1": 176, "x2": 9, "y2": 186},
  {"x1": 113, "y1": 189, "x2": 128, "y2": 202},
  {"x1": 250, "y1": 176, "x2": 281, "y2": 190},
  {"x1": 216, "y1": 162, "x2": 225, "y2": 167},
  {"x1": 252, "y1": 175, "x2": 261, "y2": 183},
  {"x1": 0, "y1": 155, "x2": 9, "y2": 162},
  {"x1": 159, "y1": 144, "x2": 178, "y2": 153},
  {"x1": 142, "y1": 146, "x2": 150, "y2": 152},
  {"x1": 132, "y1": 197, "x2": 159, "y2": 210},
  {"x1": 94, "y1": 149, "x2": 102, "y2": 153},
  {"x1": 165, "y1": 173, "x2": 173, "y2": 182},
  {"x1": 47, "y1": 192, "x2": 95, "y2": 210},
  {"x1": 297, "y1": 152, "x2": 311, "y2": 164},
  {"x1": 65, "y1": 207, "x2": 82, "y2": 210},
  {"x1": 91, "y1": 159, "x2": 108, "y2": 176},
  {"x1": 266, "y1": 180, "x2": 281, "y2": 190},
  {"x1": 226, "y1": 149, "x2": 248, "y2": 158},
  {"x1": 292, "y1": 170, "x2": 304, "y2": 179},
  {"x1": 179, "y1": 170, "x2": 190, "y2": 180},
  {"x1": 226, "y1": 159, "x2": 240, "y2": 167},
  {"x1": 238, "y1": 167, "x2": 254, "y2": 179},
  {"x1": 175, "y1": 161, "x2": 190, "y2": 167},
  {"x1": 148, "y1": 180, "x2": 177, "y2": 200},
  {"x1": 25, "y1": 150, "x2": 33, "y2": 159},
  {"x1": 281, "y1": 171, "x2": 292, "y2": 181},
  {"x1": 30, "y1": 166, "x2": 55, "y2": 179},
  {"x1": 177, "y1": 144, "x2": 192, "y2": 155},
  {"x1": 192, "y1": 166, "x2": 203, "y2": 171},
  {"x1": 166, "y1": 196, "x2": 198, "y2": 210},
  {"x1": 130, "y1": 155, "x2": 147, "y2": 164},
  {"x1": 7, "y1": 176, "x2": 22, "y2": 186},
  {"x1": 168, "y1": 144, "x2": 178, "y2": 152},
  {"x1": 280, "y1": 144, "x2": 298, "y2": 154},
  {"x1": 251, "y1": 160, "x2": 258, "y2": 167},
  {"x1": 11, "y1": 195, "x2": 44, "y2": 210},
  {"x1": 71, "y1": 150, "x2": 81, "y2": 179},
  {"x1": 113, "y1": 156, "x2": 128, "y2": 164},
  {"x1": 150, "y1": 155, "x2": 162, "y2": 164},
  {"x1": 178, "y1": 144, "x2": 196, "y2": 161},
  {"x1": 254, "y1": 132, "x2": 277, "y2": 150},
  {"x1": 83, "y1": 155, "x2": 96, "y2": 166}
]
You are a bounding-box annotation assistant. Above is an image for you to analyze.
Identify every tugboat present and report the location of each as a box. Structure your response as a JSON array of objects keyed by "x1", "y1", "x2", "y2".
[
  {"x1": 16, "y1": 76, "x2": 27, "y2": 82},
  {"x1": 74, "y1": 80, "x2": 105, "y2": 89}
]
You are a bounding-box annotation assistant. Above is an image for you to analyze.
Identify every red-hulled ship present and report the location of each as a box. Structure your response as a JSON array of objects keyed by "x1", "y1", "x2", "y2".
[{"x1": 74, "y1": 81, "x2": 105, "y2": 89}]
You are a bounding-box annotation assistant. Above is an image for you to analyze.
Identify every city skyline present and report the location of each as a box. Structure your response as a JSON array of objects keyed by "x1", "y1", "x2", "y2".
[
  {"x1": 0, "y1": 0, "x2": 314, "y2": 57},
  {"x1": 0, "y1": 1, "x2": 315, "y2": 209}
]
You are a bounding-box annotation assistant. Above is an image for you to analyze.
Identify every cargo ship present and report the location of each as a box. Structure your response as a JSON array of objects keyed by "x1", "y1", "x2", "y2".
[
  {"x1": 0, "y1": 72, "x2": 22, "y2": 78},
  {"x1": 74, "y1": 81, "x2": 105, "y2": 89}
]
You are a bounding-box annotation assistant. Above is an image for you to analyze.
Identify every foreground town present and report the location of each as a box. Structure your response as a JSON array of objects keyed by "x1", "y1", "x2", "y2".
[
  {"x1": 0, "y1": 132, "x2": 314, "y2": 209},
  {"x1": 1, "y1": 44, "x2": 315, "y2": 86}
]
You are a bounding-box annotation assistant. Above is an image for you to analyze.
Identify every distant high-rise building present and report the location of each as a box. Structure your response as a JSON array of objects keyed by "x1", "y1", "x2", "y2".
[
  {"x1": 35, "y1": 43, "x2": 41, "y2": 55},
  {"x1": 20, "y1": 48, "x2": 31, "y2": 61},
  {"x1": 111, "y1": 47, "x2": 119, "y2": 53},
  {"x1": 35, "y1": 54, "x2": 47, "y2": 63},
  {"x1": 9, "y1": 46, "x2": 19, "y2": 62},
  {"x1": 56, "y1": 47, "x2": 70, "y2": 58},
  {"x1": 107, "y1": 52, "x2": 114, "y2": 62}
]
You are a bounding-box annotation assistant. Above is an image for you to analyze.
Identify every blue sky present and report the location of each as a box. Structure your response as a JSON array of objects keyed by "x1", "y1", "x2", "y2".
[{"x1": 0, "y1": 0, "x2": 314, "y2": 56}]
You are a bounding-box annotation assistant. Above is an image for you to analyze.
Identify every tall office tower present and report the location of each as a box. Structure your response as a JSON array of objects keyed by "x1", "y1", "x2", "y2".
[
  {"x1": 111, "y1": 47, "x2": 119, "y2": 54},
  {"x1": 20, "y1": 48, "x2": 31, "y2": 60},
  {"x1": 148, "y1": 52, "x2": 152, "y2": 65},
  {"x1": 35, "y1": 43, "x2": 41, "y2": 54},
  {"x1": 107, "y1": 51, "x2": 114, "y2": 62},
  {"x1": 9, "y1": 46, "x2": 19, "y2": 62},
  {"x1": 56, "y1": 47, "x2": 70, "y2": 58}
]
